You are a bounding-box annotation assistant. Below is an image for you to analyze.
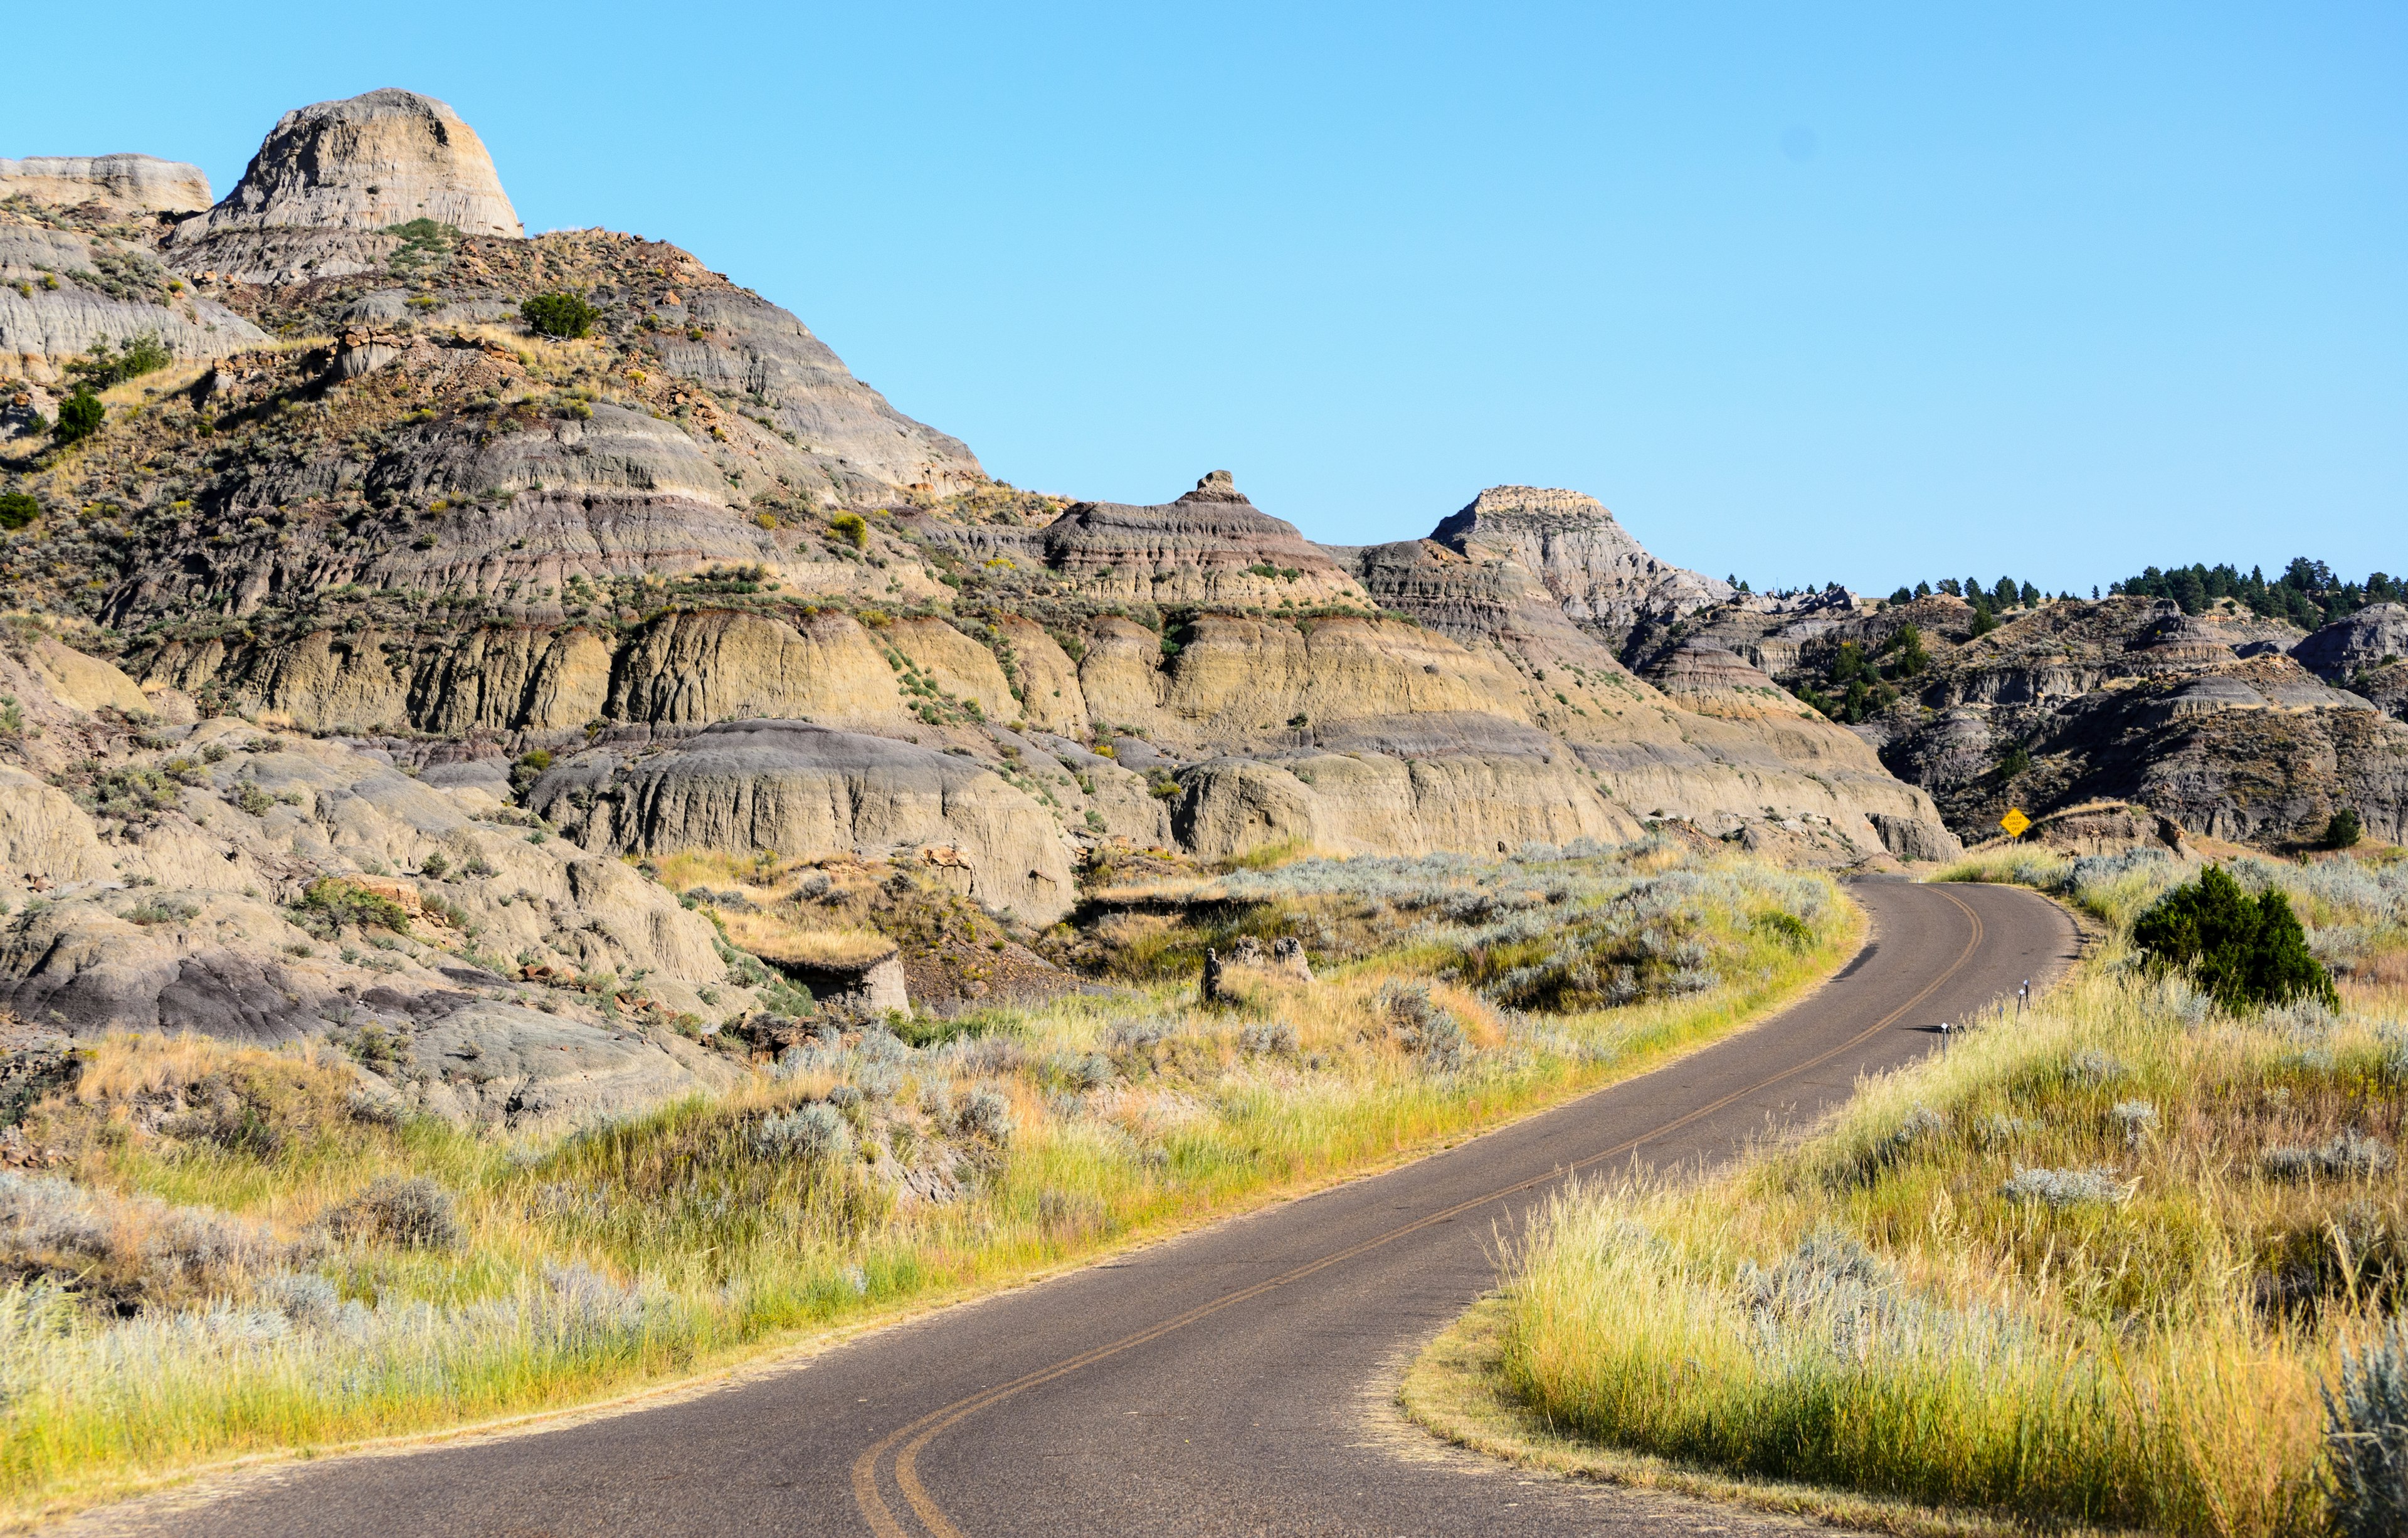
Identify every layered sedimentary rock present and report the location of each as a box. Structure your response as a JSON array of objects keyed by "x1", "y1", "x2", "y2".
[
  {"x1": 528, "y1": 721, "x2": 1077, "y2": 923},
  {"x1": 1429, "y1": 485, "x2": 1733, "y2": 644},
  {"x1": 0, "y1": 640, "x2": 752, "y2": 1125},
  {"x1": 8, "y1": 84, "x2": 1978, "y2": 937},
  {"x1": 0, "y1": 155, "x2": 211, "y2": 215},
  {"x1": 0, "y1": 87, "x2": 983, "y2": 505},
  {"x1": 1730, "y1": 593, "x2": 2408, "y2": 845},
  {"x1": 1173, "y1": 752, "x2": 1640, "y2": 859},
  {"x1": 945, "y1": 471, "x2": 1367, "y2": 607},
  {"x1": 0, "y1": 221, "x2": 267, "y2": 384},
  {"x1": 1641, "y1": 641, "x2": 1815, "y2": 721},
  {"x1": 174, "y1": 88, "x2": 522, "y2": 245}
]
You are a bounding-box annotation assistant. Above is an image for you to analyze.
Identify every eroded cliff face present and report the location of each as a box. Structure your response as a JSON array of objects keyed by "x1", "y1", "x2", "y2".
[
  {"x1": 8, "y1": 88, "x2": 978, "y2": 508},
  {"x1": 0, "y1": 81, "x2": 1993, "y2": 1035},
  {"x1": 173, "y1": 89, "x2": 522, "y2": 249},
  {"x1": 529, "y1": 721, "x2": 1077, "y2": 924},
  {"x1": 1430, "y1": 485, "x2": 1735, "y2": 645},
  {"x1": 85, "y1": 453, "x2": 1958, "y2": 868},
  {"x1": 2295, "y1": 603, "x2": 2408, "y2": 724},
  {"x1": 0, "y1": 635, "x2": 754, "y2": 1128},
  {"x1": 1, "y1": 206, "x2": 267, "y2": 390},
  {"x1": 0, "y1": 156, "x2": 213, "y2": 217},
  {"x1": 1691, "y1": 591, "x2": 2408, "y2": 846}
]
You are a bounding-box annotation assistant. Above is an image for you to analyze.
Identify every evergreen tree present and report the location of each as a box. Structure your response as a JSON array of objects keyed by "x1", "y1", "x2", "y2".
[
  {"x1": 54, "y1": 389, "x2": 104, "y2": 444},
  {"x1": 2133, "y1": 866, "x2": 2337, "y2": 1011}
]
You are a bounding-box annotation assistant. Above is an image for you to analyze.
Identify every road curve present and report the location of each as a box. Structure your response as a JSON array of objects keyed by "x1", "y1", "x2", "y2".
[{"x1": 89, "y1": 878, "x2": 2075, "y2": 1538}]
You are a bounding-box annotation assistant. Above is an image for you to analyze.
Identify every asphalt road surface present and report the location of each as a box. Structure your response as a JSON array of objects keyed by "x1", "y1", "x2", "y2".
[{"x1": 89, "y1": 878, "x2": 2074, "y2": 1538}]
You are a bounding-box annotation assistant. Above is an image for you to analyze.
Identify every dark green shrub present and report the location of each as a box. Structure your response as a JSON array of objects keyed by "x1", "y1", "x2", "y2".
[
  {"x1": 54, "y1": 389, "x2": 105, "y2": 445},
  {"x1": 383, "y1": 218, "x2": 457, "y2": 278},
  {"x1": 290, "y1": 878, "x2": 413, "y2": 937},
  {"x1": 520, "y1": 291, "x2": 598, "y2": 339},
  {"x1": 1755, "y1": 910, "x2": 1812, "y2": 948},
  {"x1": 1885, "y1": 623, "x2": 1931, "y2": 677},
  {"x1": 65, "y1": 333, "x2": 171, "y2": 390},
  {"x1": 2133, "y1": 864, "x2": 2337, "y2": 1012},
  {"x1": 0, "y1": 493, "x2": 39, "y2": 530},
  {"x1": 510, "y1": 749, "x2": 553, "y2": 797},
  {"x1": 1995, "y1": 744, "x2": 2032, "y2": 780},
  {"x1": 2326, "y1": 808, "x2": 2363, "y2": 850}
]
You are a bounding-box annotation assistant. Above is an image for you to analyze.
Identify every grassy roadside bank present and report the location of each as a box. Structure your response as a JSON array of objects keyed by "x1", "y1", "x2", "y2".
[
  {"x1": 1424, "y1": 847, "x2": 2405, "y2": 1538},
  {"x1": 0, "y1": 841, "x2": 1857, "y2": 1522}
]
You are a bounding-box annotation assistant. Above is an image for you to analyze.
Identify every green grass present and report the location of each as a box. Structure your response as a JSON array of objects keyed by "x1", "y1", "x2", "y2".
[
  {"x1": 1486, "y1": 851, "x2": 2408, "y2": 1537},
  {"x1": 0, "y1": 844, "x2": 1856, "y2": 1521}
]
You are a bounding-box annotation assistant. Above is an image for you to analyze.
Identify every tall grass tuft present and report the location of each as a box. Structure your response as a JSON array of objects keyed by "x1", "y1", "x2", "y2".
[{"x1": 1494, "y1": 850, "x2": 2408, "y2": 1537}]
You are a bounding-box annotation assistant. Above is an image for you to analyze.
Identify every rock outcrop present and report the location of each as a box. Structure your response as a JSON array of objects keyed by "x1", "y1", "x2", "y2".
[
  {"x1": 1430, "y1": 485, "x2": 1733, "y2": 645},
  {"x1": 9, "y1": 82, "x2": 1984, "y2": 969},
  {"x1": 0, "y1": 640, "x2": 758, "y2": 1127},
  {"x1": 174, "y1": 88, "x2": 522, "y2": 243},
  {"x1": 0, "y1": 220, "x2": 267, "y2": 383},
  {"x1": 1641, "y1": 641, "x2": 1815, "y2": 721},
  {"x1": 1173, "y1": 751, "x2": 1640, "y2": 858},
  {"x1": 0, "y1": 155, "x2": 211, "y2": 215},
  {"x1": 2295, "y1": 604, "x2": 2408, "y2": 720},
  {"x1": 528, "y1": 721, "x2": 1077, "y2": 924},
  {"x1": 1726, "y1": 593, "x2": 2408, "y2": 846},
  {"x1": 941, "y1": 471, "x2": 1368, "y2": 607}
]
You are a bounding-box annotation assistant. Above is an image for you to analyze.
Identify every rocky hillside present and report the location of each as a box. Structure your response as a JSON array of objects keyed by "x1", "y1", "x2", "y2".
[
  {"x1": 0, "y1": 87, "x2": 1972, "y2": 1120},
  {"x1": 1668, "y1": 589, "x2": 2408, "y2": 848}
]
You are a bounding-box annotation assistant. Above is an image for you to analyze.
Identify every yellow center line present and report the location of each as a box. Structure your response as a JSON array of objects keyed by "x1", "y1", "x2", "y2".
[{"x1": 853, "y1": 887, "x2": 1988, "y2": 1537}]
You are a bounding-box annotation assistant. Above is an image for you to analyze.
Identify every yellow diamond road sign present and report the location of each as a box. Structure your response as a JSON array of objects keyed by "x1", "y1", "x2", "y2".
[{"x1": 2000, "y1": 808, "x2": 2031, "y2": 839}]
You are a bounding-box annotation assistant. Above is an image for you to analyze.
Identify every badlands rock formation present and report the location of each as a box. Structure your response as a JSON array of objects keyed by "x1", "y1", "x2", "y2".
[
  {"x1": 0, "y1": 636, "x2": 749, "y2": 1129},
  {"x1": 1, "y1": 157, "x2": 267, "y2": 386},
  {"x1": 0, "y1": 83, "x2": 1988, "y2": 1085},
  {"x1": 0, "y1": 155, "x2": 211, "y2": 215},
  {"x1": 530, "y1": 722, "x2": 1078, "y2": 924},
  {"x1": 172, "y1": 88, "x2": 522, "y2": 250},
  {"x1": 2294, "y1": 603, "x2": 2408, "y2": 720},
  {"x1": 1427, "y1": 485, "x2": 1735, "y2": 643},
  {"x1": 1698, "y1": 592, "x2": 2408, "y2": 846}
]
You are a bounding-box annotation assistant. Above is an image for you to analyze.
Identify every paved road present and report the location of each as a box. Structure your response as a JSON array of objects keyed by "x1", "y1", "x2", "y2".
[{"x1": 92, "y1": 879, "x2": 2074, "y2": 1538}]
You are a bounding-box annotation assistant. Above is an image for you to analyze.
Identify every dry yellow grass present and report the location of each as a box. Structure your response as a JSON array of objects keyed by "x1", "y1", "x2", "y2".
[
  {"x1": 708, "y1": 907, "x2": 893, "y2": 969},
  {"x1": 0, "y1": 845, "x2": 1856, "y2": 1522},
  {"x1": 1477, "y1": 851, "x2": 2407, "y2": 1537}
]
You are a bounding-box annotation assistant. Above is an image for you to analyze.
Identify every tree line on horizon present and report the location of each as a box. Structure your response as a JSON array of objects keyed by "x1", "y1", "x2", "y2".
[
  {"x1": 2110, "y1": 557, "x2": 2399, "y2": 629},
  {"x1": 1726, "y1": 558, "x2": 2395, "y2": 636}
]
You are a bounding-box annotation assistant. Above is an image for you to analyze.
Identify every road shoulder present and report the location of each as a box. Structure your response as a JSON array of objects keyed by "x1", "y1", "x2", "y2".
[{"x1": 1397, "y1": 1297, "x2": 2054, "y2": 1538}]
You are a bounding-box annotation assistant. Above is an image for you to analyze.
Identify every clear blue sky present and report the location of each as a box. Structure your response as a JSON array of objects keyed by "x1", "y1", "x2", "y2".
[{"x1": 9, "y1": 3, "x2": 2401, "y2": 594}]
